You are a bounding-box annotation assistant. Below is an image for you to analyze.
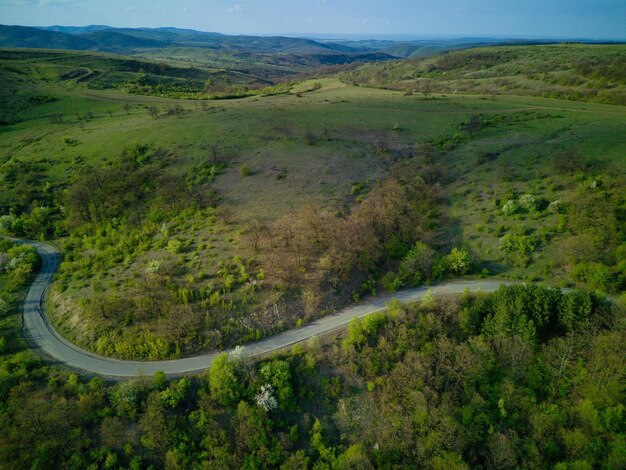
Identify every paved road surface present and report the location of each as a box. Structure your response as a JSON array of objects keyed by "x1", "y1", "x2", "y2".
[{"x1": 21, "y1": 240, "x2": 513, "y2": 378}]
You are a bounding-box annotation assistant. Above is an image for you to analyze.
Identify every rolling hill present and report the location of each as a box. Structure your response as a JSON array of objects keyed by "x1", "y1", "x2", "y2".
[
  {"x1": 337, "y1": 44, "x2": 626, "y2": 105},
  {"x1": 2, "y1": 24, "x2": 382, "y2": 56},
  {"x1": 0, "y1": 24, "x2": 94, "y2": 50}
]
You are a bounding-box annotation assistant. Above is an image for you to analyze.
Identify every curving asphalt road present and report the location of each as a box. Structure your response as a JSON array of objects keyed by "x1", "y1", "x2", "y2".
[{"x1": 21, "y1": 240, "x2": 514, "y2": 379}]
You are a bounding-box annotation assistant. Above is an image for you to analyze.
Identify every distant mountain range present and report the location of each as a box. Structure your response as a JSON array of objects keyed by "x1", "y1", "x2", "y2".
[
  {"x1": 0, "y1": 24, "x2": 372, "y2": 56},
  {"x1": 3, "y1": 24, "x2": 620, "y2": 63}
]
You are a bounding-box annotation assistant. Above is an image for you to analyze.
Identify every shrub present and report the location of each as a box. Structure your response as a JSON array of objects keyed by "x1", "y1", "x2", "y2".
[
  {"x1": 519, "y1": 194, "x2": 539, "y2": 212},
  {"x1": 570, "y1": 262, "x2": 615, "y2": 293},
  {"x1": 160, "y1": 378, "x2": 191, "y2": 408},
  {"x1": 152, "y1": 371, "x2": 168, "y2": 391},
  {"x1": 0, "y1": 297, "x2": 12, "y2": 316},
  {"x1": 446, "y1": 247, "x2": 471, "y2": 275},
  {"x1": 0, "y1": 215, "x2": 18, "y2": 234},
  {"x1": 208, "y1": 353, "x2": 242, "y2": 405},
  {"x1": 343, "y1": 318, "x2": 366, "y2": 350},
  {"x1": 499, "y1": 233, "x2": 539, "y2": 266},
  {"x1": 259, "y1": 360, "x2": 293, "y2": 410},
  {"x1": 381, "y1": 271, "x2": 402, "y2": 292},
  {"x1": 501, "y1": 200, "x2": 518, "y2": 215},
  {"x1": 398, "y1": 241, "x2": 435, "y2": 285},
  {"x1": 240, "y1": 164, "x2": 252, "y2": 177},
  {"x1": 548, "y1": 199, "x2": 564, "y2": 214},
  {"x1": 421, "y1": 289, "x2": 436, "y2": 309},
  {"x1": 255, "y1": 384, "x2": 278, "y2": 411},
  {"x1": 166, "y1": 239, "x2": 183, "y2": 254}
]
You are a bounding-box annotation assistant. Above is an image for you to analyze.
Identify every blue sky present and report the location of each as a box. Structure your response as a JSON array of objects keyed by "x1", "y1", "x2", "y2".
[{"x1": 1, "y1": 0, "x2": 624, "y2": 39}]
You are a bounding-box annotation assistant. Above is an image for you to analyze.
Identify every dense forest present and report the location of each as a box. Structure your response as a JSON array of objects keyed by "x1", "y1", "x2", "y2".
[{"x1": 0, "y1": 247, "x2": 623, "y2": 469}]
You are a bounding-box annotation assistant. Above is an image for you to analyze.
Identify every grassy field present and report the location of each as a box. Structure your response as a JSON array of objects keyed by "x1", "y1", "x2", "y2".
[{"x1": 1, "y1": 46, "x2": 625, "y2": 359}]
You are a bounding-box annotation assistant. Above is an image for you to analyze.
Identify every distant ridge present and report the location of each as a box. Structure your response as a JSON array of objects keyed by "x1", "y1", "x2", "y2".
[
  {"x1": 39, "y1": 25, "x2": 111, "y2": 34},
  {"x1": 0, "y1": 24, "x2": 368, "y2": 55},
  {"x1": 0, "y1": 24, "x2": 94, "y2": 50}
]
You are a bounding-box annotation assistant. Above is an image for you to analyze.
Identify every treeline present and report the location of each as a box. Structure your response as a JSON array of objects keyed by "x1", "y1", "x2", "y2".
[{"x1": 0, "y1": 284, "x2": 622, "y2": 468}]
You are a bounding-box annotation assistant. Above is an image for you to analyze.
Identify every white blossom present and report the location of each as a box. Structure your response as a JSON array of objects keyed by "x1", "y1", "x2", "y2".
[
  {"x1": 501, "y1": 200, "x2": 517, "y2": 215},
  {"x1": 255, "y1": 384, "x2": 278, "y2": 411},
  {"x1": 548, "y1": 199, "x2": 563, "y2": 213},
  {"x1": 519, "y1": 194, "x2": 538, "y2": 212},
  {"x1": 229, "y1": 345, "x2": 246, "y2": 361}
]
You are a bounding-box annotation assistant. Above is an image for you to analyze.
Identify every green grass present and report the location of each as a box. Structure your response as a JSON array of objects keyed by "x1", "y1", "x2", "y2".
[{"x1": 1, "y1": 46, "x2": 625, "y2": 358}]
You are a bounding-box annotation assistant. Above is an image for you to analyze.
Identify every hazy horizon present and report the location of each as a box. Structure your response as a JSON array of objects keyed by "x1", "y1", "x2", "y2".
[
  {"x1": 1, "y1": 0, "x2": 625, "y2": 41},
  {"x1": 4, "y1": 24, "x2": 625, "y2": 44}
]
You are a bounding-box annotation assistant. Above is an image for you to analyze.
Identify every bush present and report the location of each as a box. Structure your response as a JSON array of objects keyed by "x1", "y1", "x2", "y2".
[
  {"x1": 240, "y1": 164, "x2": 252, "y2": 177},
  {"x1": 519, "y1": 194, "x2": 539, "y2": 212},
  {"x1": 208, "y1": 353, "x2": 242, "y2": 405},
  {"x1": 381, "y1": 272, "x2": 402, "y2": 292},
  {"x1": 446, "y1": 247, "x2": 471, "y2": 275},
  {"x1": 398, "y1": 241, "x2": 435, "y2": 285},
  {"x1": 166, "y1": 239, "x2": 183, "y2": 254},
  {"x1": 570, "y1": 262, "x2": 615, "y2": 293},
  {"x1": 500, "y1": 234, "x2": 538, "y2": 266},
  {"x1": 548, "y1": 199, "x2": 564, "y2": 214},
  {"x1": 501, "y1": 200, "x2": 518, "y2": 215}
]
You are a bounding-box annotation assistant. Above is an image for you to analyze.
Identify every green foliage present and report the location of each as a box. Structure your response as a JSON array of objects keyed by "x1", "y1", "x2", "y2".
[
  {"x1": 240, "y1": 164, "x2": 252, "y2": 176},
  {"x1": 340, "y1": 44, "x2": 626, "y2": 106},
  {"x1": 570, "y1": 262, "x2": 615, "y2": 293},
  {"x1": 343, "y1": 318, "x2": 367, "y2": 350},
  {"x1": 160, "y1": 377, "x2": 191, "y2": 408},
  {"x1": 259, "y1": 360, "x2": 294, "y2": 411},
  {"x1": 446, "y1": 247, "x2": 471, "y2": 275},
  {"x1": 166, "y1": 238, "x2": 183, "y2": 254},
  {"x1": 519, "y1": 193, "x2": 540, "y2": 212},
  {"x1": 501, "y1": 199, "x2": 518, "y2": 215},
  {"x1": 500, "y1": 233, "x2": 538, "y2": 265},
  {"x1": 208, "y1": 353, "x2": 242, "y2": 405},
  {"x1": 0, "y1": 277, "x2": 621, "y2": 469},
  {"x1": 1, "y1": 42, "x2": 625, "y2": 469},
  {"x1": 343, "y1": 312, "x2": 388, "y2": 351},
  {"x1": 109, "y1": 380, "x2": 146, "y2": 420},
  {"x1": 381, "y1": 271, "x2": 402, "y2": 292},
  {"x1": 152, "y1": 370, "x2": 168, "y2": 390},
  {"x1": 421, "y1": 288, "x2": 436, "y2": 309},
  {"x1": 398, "y1": 240, "x2": 435, "y2": 285}
]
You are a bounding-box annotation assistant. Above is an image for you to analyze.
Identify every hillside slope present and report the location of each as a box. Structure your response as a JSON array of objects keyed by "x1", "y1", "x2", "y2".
[{"x1": 338, "y1": 44, "x2": 626, "y2": 105}]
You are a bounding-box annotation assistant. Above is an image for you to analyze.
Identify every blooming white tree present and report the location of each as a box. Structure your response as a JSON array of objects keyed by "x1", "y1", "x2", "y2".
[
  {"x1": 519, "y1": 194, "x2": 538, "y2": 212},
  {"x1": 255, "y1": 384, "x2": 278, "y2": 411},
  {"x1": 229, "y1": 345, "x2": 246, "y2": 362},
  {"x1": 501, "y1": 200, "x2": 518, "y2": 215}
]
